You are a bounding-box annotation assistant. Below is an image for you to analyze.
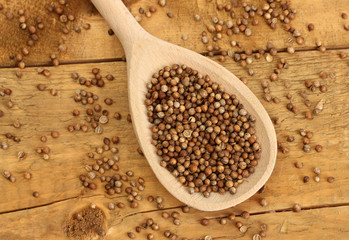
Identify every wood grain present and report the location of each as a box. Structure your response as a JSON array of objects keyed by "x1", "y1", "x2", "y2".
[
  {"x1": 1, "y1": 0, "x2": 349, "y2": 67},
  {"x1": 0, "y1": 194, "x2": 348, "y2": 240},
  {"x1": 1, "y1": 48, "x2": 348, "y2": 216}
]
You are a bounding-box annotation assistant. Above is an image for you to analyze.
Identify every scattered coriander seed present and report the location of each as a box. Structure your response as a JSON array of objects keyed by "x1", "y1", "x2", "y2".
[
  {"x1": 90, "y1": 203, "x2": 96, "y2": 209},
  {"x1": 37, "y1": 84, "x2": 47, "y2": 91},
  {"x1": 260, "y1": 198, "x2": 268, "y2": 207},
  {"x1": 259, "y1": 230, "x2": 267, "y2": 238},
  {"x1": 327, "y1": 177, "x2": 334, "y2": 183},
  {"x1": 15, "y1": 71, "x2": 23, "y2": 78},
  {"x1": 18, "y1": 151, "x2": 26, "y2": 160},
  {"x1": 241, "y1": 211, "x2": 250, "y2": 219},
  {"x1": 50, "y1": 89, "x2": 57, "y2": 96},
  {"x1": 13, "y1": 120, "x2": 21, "y2": 128},
  {"x1": 158, "y1": 0, "x2": 166, "y2": 7},
  {"x1": 104, "y1": 98, "x2": 113, "y2": 105},
  {"x1": 315, "y1": 145, "x2": 323, "y2": 152},
  {"x1": 149, "y1": 6, "x2": 157, "y2": 13},
  {"x1": 307, "y1": 23, "x2": 314, "y2": 31},
  {"x1": 99, "y1": 116, "x2": 109, "y2": 124},
  {"x1": 299, "y1": 129, "x2": 306, "y2": 137},
  {"x1": 240, "y1": 225, "x2": 248, "y2": 233},
  {"x1": 167, "y1": 12, "x2": 174, "y2": 18},
  {"x1": 287, "y1": 136, "x2": 295, "y2": 142},
  {"x1": 260, "y1": 223, "x2": 268, "y2": 232},
  {"x1": 220, "y1": 218, "x2": 227, "y2": 225},
  {"x1": 173, "y1": 219, "x2": 181, "y2": 225},
  {"x1": 181, "y1": 206, "x2": 190, "y2": 213},
  {"x1": 305, "y1": 111, "x2": 313, "y2": 119},
  {"x1": 32, "y1": 191, "x2": 39, "y2": 198},
  {"x1": 51, "y1": 131, "x2": 60, "y2": 138},
  {"x1": 117, "y1": 202, "x2": 125, "y2": 208},
  {"x1": 342, "y1": 13, "x2": 348, "y2": 19},
  {"x1": 164, "y1": 231, "x2": 171, "y2": 238},
  {"x1": 127, "y1": 114, "x2": 132, "y2": 122},
  {"x1": 114, "y1": 112, "x2": 122, "y2": 120},
  {"x1": 6, "y1": 11, "x2": 14, "y2": 20},
  {"x1": 295, "y1": 162, "x2": 303, "y2": 169},
  {"x1": 303, "y1": 176, "x2": 310, "y2": 183},
  {"x1": 228, "y1": 213, "x2": 235, "y2": 220},
  {"x1": 314, "y1": 176, "x2": 320, "y2": 182},
  {"x1": 88, "y1": 182, "x2": 97, "y2": 190},
  {"x1": 95, "y1": 125, "x2": 103, "y2": 134},
  {"x1": 145, "y1": 11, "x2": 152, "y2": 18},
  {"x1": 147, "y1": 233, "x2": 154, "y2": 240},
  {"x1": 201, "y1": 218, "x2": 209, "y2": 226},
  {"x1": 287, "y1": 46, "x2": 295, "y2": 54},
  {"x1": 182, "y1": 34, "x2": 188, "y2": 41},
  {"x1": 127, "y1": 232, "x2": 135, "y2": 239},
  {"x1": 9, "y1": 175, "x2": 16, "y2": 183},
  {"x1": 265, "y1": 54, "x2": 273, "y2": 62},
  {"x1": 194, "y1": 14, "x2": 201, "y2": 21},
  {"x1": 314, "y1": 168, "x2": 321, "y2": 175},
  {"x1": 293, "y1": 203, "x2": 301, "y2": 212},
  {"x1": 303, "y1": 144, "x2": 311, "y2": 152},
  {"x1": 108, "y1": 202, "x2": 115, "y2": 210},
  {"x1": 18, "y1": 61, "x2": 25, "y2": 69},
  {"x1": 339, "y1": 52, "x2": 348, "y2": 59},
  {"x1": 6, "y1": 100, "x2": 14, "y2": 108},
  {"x1": 253, "y1": 234, "x2": 262, "y2": 240},
  {"x1": 3, "y1": 170, "x2": 11, "y2": 179},
  {"x1": 24, "y1": 172, "x2": 32, "y2": 180},
  {"x1": 1, "y1": 141, "x2": 9, "y2": 149},
  {"x1": 4, "y1": 88, "x2": 12, "y2": 95}
]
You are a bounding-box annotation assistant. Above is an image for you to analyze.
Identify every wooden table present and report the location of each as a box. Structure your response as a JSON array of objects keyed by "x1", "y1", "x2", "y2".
[{"x1": 1, "y1": 0, "x2": 349, "y2": 239}]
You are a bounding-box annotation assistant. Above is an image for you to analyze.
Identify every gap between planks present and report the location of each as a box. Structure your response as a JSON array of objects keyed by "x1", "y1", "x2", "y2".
[
  {"x1": 0, "y1": 190, "x2": 349, "y2": 218},
  {"x1": 0, "y1": 45, "x2": 349, "y2": 69}
]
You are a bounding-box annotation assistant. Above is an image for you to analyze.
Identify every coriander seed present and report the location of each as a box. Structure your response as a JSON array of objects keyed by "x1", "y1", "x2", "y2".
[
  {"x1": 327, "y1": 177, "x2": 334, "y2": 183},
  {"x1": 293, "y1": 203, "x2": 301, "y2": 212},
  {"x1": 315, "y1": 145, "x2": 323, "y2": 152},
  {"x1": 51, "y1": 131, "x2": 60, "y2": 138},
  {"x1": 295, "y1": 162, "x2": 303, "y2": 169},
  {"x1": 241, "y1": 211, "x2": 250, "y2": 219},
  {"x1": 33, "y1": 191, "x2": 39, "y2": 198},
  {"x1": 260, "y1": 198, "x2": 268, "y2": 207},
  {"x1": 220, "y1": 218, "x2": 227, "y2": 225},
  {"x1": 201, "y1": 218, "x2": 209, "y2": 226}
]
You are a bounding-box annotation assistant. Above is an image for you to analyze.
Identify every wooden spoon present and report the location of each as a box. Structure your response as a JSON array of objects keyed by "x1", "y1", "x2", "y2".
[{"x1": 91, "y1": 0, "x2": 277, "y2": 211}]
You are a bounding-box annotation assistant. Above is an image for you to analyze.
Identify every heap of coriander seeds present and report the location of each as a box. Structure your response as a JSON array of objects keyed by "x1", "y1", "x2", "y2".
[{"x1": 145, "y1": 64, "x2": 261, "y2": 197}]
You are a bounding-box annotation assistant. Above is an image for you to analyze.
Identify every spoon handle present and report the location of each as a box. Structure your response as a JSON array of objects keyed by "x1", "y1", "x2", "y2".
[{"x1": 91, "y1": 0, "x2": 147, "y2": 56}]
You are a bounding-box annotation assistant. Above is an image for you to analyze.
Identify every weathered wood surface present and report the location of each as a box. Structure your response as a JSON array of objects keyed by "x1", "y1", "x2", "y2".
[
  {"x1": 1, "y1": 48, "x2": 349, "y2": 238},
  {"x1": 1, "y1": 0, "x2": 349, "y2": 239},
  {"x1": 0, "y1": 194, "x2": 348, "y2": 240},
  {"x1": 1, "y1": 0, "x2": 349, "y2": 67}
]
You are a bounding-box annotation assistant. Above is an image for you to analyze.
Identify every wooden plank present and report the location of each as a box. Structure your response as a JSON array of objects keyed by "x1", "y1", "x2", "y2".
[
  {"x1": 1, "y1": 48, "x2": 349, "y2": 216},
  {"x1": 0, "y1": 194, "x2": 348, "y2": 240},
  {"x1": 1, "y1": 0, "x2": 349, "y2": 67}
]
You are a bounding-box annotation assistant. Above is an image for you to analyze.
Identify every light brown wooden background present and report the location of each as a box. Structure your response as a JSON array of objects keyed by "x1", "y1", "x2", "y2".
[{"x1": 0, "y1": 0, "x2": 349, "y2": 239}]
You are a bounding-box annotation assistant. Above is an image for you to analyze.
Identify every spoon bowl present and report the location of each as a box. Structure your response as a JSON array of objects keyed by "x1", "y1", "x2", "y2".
[{"x1": 92, "y1": 0, "x2": 277, "y2": 211}]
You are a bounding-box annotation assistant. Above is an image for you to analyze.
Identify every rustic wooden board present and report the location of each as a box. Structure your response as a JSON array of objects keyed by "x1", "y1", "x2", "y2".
[
  {"x1": 1, "y1": 0, "x2": 349, "y2": 67},
  {"x1": 0, "y1": 194, "x2": 348, "y2": 240},
  {"x1": 1, "y1": 48, "x2": 349, "y2": 219}
]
